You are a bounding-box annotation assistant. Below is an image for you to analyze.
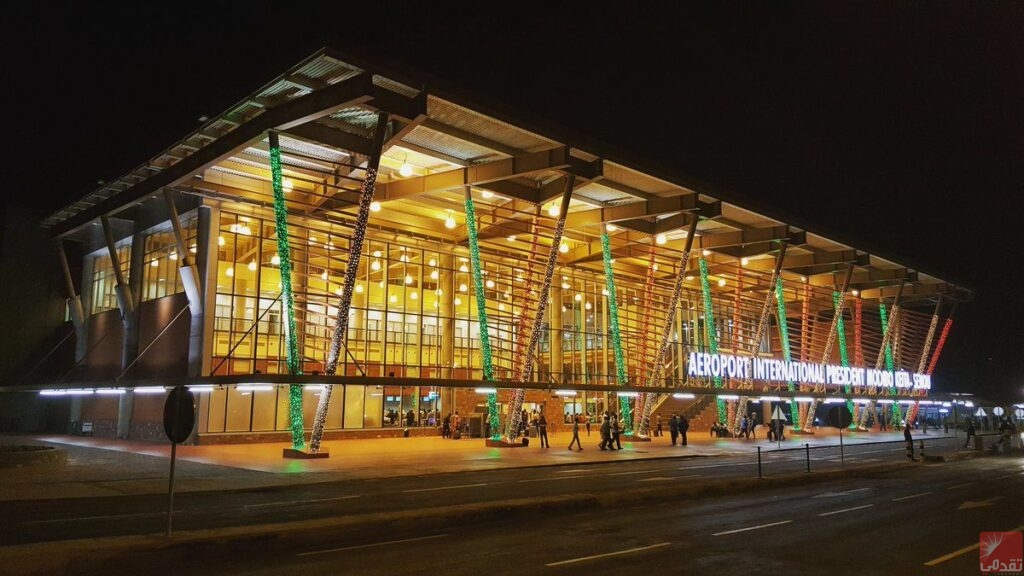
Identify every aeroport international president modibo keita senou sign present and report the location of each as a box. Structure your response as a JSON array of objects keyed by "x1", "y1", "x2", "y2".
[{"x1": 686, "y1": 352, "x2": 932, "y2": 390}]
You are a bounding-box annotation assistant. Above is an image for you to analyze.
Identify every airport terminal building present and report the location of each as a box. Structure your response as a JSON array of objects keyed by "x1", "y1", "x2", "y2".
[{"x1": 11, "y1": 49, "x2": 973, "y2": 445}]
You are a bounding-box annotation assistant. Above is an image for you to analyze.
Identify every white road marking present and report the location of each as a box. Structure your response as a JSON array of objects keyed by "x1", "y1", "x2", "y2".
[
  {"x1": 298, "y1": 534, "x2": 449, "y2": 556},
  {"x1": 993, "y1": 474, "x2": 1017, "y2": 480},
  {"x1": 24, "y1": 512, "x2": 162, "y2": 524},
  {"x1": 818, "y1": 504, "x2": 874, "y2": 517},
  {"x1": 636, "y1": 477, "x2": 676, "y2": 482},
  {"x1": 403, "y1": 483, "x2": 486, "y2": 493},
  {"x1": 519, "y1": 475, "x2": 585, "y2": 483},
  {"x1": 923, "y1": 525, "x2": 1024, "y2": 566},
  {"x1": 712, "y1": 520, "x2": 792, "y2": 536},
  {"x1": 813, "y1": 487, "x2": 870, "y2": 498},
  {"x1": 244, "y1": 495, "x2": 361, "y2": 508},
  {"x1": 891, "y1": 491, "x2": 933, "y2": 502},
  {"x1": 945, "y1": 482, "x2": 974, "y2": 490},
  {"x1": 555, "y1": 469, "x2": 588, "y2": 474},
  {"x1": 545, "y1": 542, "x2": 672, "y2": 566}
]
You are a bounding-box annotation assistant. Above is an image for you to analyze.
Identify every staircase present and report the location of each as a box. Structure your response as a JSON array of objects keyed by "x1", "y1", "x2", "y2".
[{"x1": 650, "y1": 394, "x2": 720, "y2": 432}]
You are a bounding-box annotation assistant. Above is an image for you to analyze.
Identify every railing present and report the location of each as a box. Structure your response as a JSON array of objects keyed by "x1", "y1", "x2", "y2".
[{"x1": 751, "y1": 435, "x2": 963, "y2": 479}]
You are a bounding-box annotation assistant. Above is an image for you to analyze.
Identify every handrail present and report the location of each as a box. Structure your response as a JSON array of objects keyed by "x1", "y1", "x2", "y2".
[
  {"x1": 764, "y1": 435, "x2": 955, "y2": 453},
  {"x1": 116, "y1": 303, "x2": 191, "y2": 381},
  {"x1": 14, "y1": 327, "x2": 75, "y2": 386}
]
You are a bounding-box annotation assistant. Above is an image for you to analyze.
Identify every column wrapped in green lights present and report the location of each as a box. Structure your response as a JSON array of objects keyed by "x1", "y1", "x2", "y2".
[
  {"x1": 774, "y1": 277, "x2": 800, "y2": 428},
  {"x1": 601, "y1": 233, "x2": 632, "y2": 432},
  {"x1": 907, "y1": 300, "x2": 942, "y2": 425},
  {"x1": 879, "y1": 303, "x2": 902, "y2": 426},
  {"x1": 268, "y1": 132, "x2": 304, "y2": 450},
  {"x1": 463, "y1": 191, "x2": 499, "y2": 437},
  {"x1": 698, "y1": 258, "x2": 727, "y2": 424}
]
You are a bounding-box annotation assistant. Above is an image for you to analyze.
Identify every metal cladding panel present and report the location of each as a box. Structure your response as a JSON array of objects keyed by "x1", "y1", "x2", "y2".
[
  {"x1": 427, "y1": 96, "x2": 557, "y2": 152},
  {"x1": 572, "y1": 182, "x2": 636, "y2": 204},
  {"x1": 300, "y1": 57, "x2": 361, "y2": 84},
  {"x1": 275, "y1": 134, "x2": 350, "y2": 163},
  {"x1": 330, "y1": 107, "x2": 380, "y2": 130},
  {"x1": 372, "y1": 74, "x2": 420, "y2": 98},
  {"x1": 603, "y1": 161, "x2": 685, "y2": 196},
  {"x1": 402, "y1": 125, "x2": 503, "y2": 161}
]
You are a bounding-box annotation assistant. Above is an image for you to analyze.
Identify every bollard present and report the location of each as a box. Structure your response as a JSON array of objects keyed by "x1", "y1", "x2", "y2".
[
  {"x1": 805, "y1": 443, "x2": 811, "y2": 473},
  {"x1": 920, "y1": 440, "x2": 925, "y2": 459},
  {"x1": 757, "y1": 446, "x2": 763, "y2": 479}
]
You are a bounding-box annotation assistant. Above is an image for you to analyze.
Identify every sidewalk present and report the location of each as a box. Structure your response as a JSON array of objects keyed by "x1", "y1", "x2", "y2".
[{"x1": 0, "y1": 427, "x2": 963, "y2": 501}]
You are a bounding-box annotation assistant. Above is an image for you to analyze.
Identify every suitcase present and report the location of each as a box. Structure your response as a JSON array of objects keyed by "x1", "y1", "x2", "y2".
[
  {"x1": 453, "y1": 429, "x2": 462, "y2": 440},
  {"x1": 521, "y1": 437, "x2": 529, "y2": 446}
]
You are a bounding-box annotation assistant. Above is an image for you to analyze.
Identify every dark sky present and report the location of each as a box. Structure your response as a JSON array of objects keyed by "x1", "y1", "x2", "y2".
[{"x1": 8, "y1": 3, "x2": 1023, "y2": 402}]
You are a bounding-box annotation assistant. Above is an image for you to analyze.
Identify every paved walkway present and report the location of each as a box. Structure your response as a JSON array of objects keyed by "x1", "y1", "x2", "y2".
[{"x1": 0, "y1": 427, "x2": 965, "y2": 501}]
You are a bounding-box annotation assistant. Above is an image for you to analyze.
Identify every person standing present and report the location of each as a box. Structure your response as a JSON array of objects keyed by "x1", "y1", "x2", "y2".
[
  {"x1": 538, "y1": 413, "x2": 550, "y2": 448},
  {"x1": 878, "y1": 409, "x2": 888, "y2": 432},
  {"x1": 655, "y1": 414, "x2": 663, "y2": 437},
  {"x1": 964, "y1": 420, "x2": 977, "y2": 449},
  {"x1": 452, "y1": 411, "x2": 462, "y2": 439},
  {"x1": 568, "y1": 415, "x2": 583, "y2": 451},
  {"x1": 611, "y1": 414, "x2": 623, "y2": 450},
  {"x1": 585, "y1": 415, "x2": 591, "y2": 437},
  {"x1": 678, "y1": 414, "x2": 689, "y2": 446},
  {"x1": 669, "y1": 413, "x2": 679, "y2": 446},
  {"x1": 904, "y1": 421, "x2": 917, "y2": 461},
  {"x1": 740, "y1": 415, "x2": 749, "y2": 439}
]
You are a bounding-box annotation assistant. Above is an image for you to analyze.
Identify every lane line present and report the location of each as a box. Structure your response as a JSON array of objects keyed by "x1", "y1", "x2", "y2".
[
  {"x1": 403, "y1": 483, "x2": 487, "y2": 493},
  {"x1": 945, "y1": 482, "x2": 974, "y2": 490},
  {"x1": 555, "y1": 469, "x2": 589, "y2": 474},
  {"x1": 712, "y1": 520, "x2": 792, "y2": 536},
  {"x1": 245, "y1": 495, "x2": 361, "y2": 508},
  {"x1": 298, "y1": 534, "x2": 449, "y2": 557},
  {"x1": 545, "y1": 542, "x2": 672, "y2": 566},
  {"x1": 924, "y1": 524, "x2": 1024, "y2": 566},
  {"x1": 892, "y1": 491, "x2": 933, "y2": 502},
  {"x1": 818, "y1": 504, "x2": 874, "y2": 517},
  {"x1": 814, "y1": 487, "x2": 870, "y2": 498},
  {"x1": 993, "y1": 474, "x2": 1017, "y2": 480},
  {"x1": 519, "y1": 475, "x2": 584, "y2": 483},
  {"x1": 636, "y1": 477, "x2": 676, "y2": 482},
  {"x1": 24, "y1": 512, "x2": 162, "y2": 525}
]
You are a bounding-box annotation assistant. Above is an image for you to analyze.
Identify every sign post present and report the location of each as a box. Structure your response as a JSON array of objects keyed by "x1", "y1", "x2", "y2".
[
  {"x1": 771, "y1": 404, "x2": 787, "y2": 449},
  {"x1": 827, "y1": 405, "x2": 853, "y2": 465},
  {"x1": 163, "y1": 385, "x2": 196, "y2": 536}
]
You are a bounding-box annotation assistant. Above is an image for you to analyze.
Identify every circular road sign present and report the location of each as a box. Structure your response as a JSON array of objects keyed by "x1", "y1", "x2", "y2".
[
  {"x1": 826, "y1": 405, "x2": 853, "y2": 428},
  {"x1": 992, "y1": 406, "x2": 1004, "y2": 416},
  {"x1": 163, "y1": 386, "x2": 196, "y2": 444}
]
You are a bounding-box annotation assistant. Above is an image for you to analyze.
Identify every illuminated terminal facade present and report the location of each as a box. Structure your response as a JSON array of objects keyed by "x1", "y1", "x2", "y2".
[{"x1": 22, "y1": 49, "x2": 971, "y2": 445}]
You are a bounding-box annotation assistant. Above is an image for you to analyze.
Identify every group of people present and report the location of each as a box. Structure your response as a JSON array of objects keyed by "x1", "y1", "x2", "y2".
[
  {"x1": 598, "y1": 412, "x2": 624, "y2": 450},
  {"x1": 441, "y1": 412, "x2": 464, "y2": 439}
]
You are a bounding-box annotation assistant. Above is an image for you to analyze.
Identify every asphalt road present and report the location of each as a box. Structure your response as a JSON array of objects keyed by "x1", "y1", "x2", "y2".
[
  {"x1": 79, "y1": 454, "x2": 1022, "y2": 576},
  {"x1": 1, "y1": 439, "x2": 960, "y2": 545}
]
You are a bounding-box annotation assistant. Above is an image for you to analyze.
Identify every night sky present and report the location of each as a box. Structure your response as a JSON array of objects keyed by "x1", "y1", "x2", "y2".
[{"x1": 7, "y1": 3, "x2": 1022, "y2": 402}]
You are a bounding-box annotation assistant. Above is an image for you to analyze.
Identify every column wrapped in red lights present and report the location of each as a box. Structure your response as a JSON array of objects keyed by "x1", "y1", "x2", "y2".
[
  {"x1": 309, "y1": 113, "x2": 389, "y2": 453},
  {"x1": 635, "y1": 241, "x2": 658, "y2": 436},
  {"x1": 602, "y1": 233, "x2": 632, "y2": 432},
  {"x1": 268, "y1": 133, "x2": 304, "y2": 450},
  {"x1": 505, "y1": 211, "x2": 543, "y2": 441},
  {"x1": 699, "y1": 257, "x2": 727, "y2": 424},
  {"x1": 804, "y1": 288, "x2": 849, "y2": 431},
  {"x1": 878, "y1": 303, "x2": 903, "y2": 427},
  {"x1": 926, "y1": 318, "x2": 953, "y2": 376}
]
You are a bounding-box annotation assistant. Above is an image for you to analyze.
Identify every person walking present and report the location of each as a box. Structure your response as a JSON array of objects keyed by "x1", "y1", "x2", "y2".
[
  {"x1": 599, "y1": 414, "x2": 611, "y2": 450},
  {"x1": 964, "y1": 420, "x2": 977, "y2": 449},
  {"x1": 904, "y1": 421, "x2": 918, "y2": 461},
  {"x1": 538, "y1": 413, "x2": 550, "y2": 448},
  {"x1": 678, "y1": 414, "x2": 689, "y2": 446},
  {"x1": 568, "y1": 415, "x2": 583, "y2": 451},
  {"x1": 585, "y1": 416, "x2": 591, "y2": 437},
  {"x1": 878, "y1": 409, "x2": 888, "y2": 432},
  {"x1": 740, "y1": 416, "x2": 749, "y2": 439},
  {"x1": 655, "y1": 414, "x2": 663, "y2": 437},
  {"x1": 669, "y1": 413, "x2": 679, "y2": 446},
  {"x1": 749, "y1": 412, "x2": 758, "y2": 440},
  {"x1": 611, "y1": 414, "x2": 623, "y2": 450}
]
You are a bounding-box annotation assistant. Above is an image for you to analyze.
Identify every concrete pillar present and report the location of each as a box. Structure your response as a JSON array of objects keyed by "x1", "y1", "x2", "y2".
[
  {"x1": 440, "y1": 254, "x2": 455, "y2": 379},
  {"x1": 551, "y1": 284, "x2": 563, "y2": 383},
  {"x1": 197, "y1": 203, "x2": 219, "y2": 376},
  {"x1": 117, "y1": 391, "x2": 134, "y2": 439}
]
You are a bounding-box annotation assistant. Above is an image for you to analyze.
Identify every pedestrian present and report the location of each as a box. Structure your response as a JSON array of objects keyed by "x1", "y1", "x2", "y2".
[
  {"x1": 749, "y1": 412, "x2": 758, "y2": 440},
  {"x1": 655, "y1": 414, "x2": 663, "y2": 437},
  {"x1": 452, "y1": 411, "x2": 462, "y2": 439},
  {"x1": 740, "y1": 416, "x2": 749, "y2": 439},
  {"x1": 538, "y1": 413, "x2": 550, "y2": 448},
  {"x1": 610, "y1": 414, "x2": 622, "y2": 450},
  {"x1": 776, "y1": 419, "x2": 786, "y2": 441},
  {"x1": 878, "y1": 409, "x2": 888, "y2": 432},
  {"x1": 678, "y1": 414, "x2": 689, "y2": 446},
  {"x1": 442, "y1": 413, "x2": 451, "y2": 438},
  {"x1": 767, "y1": 420, "x2": 775, "y2": 442},
  {"x1": 585, "y1": 416, "x2": 591, "y2": 437},
  {"x1": 669, "y1": 413, "x2": 679, "y2": 446},
  {"x1": 964, "y1": 420, "x2": 976, "y2": 449},
  {"x1": 904, "y1": 421, "x2": 917, "y2": 461},
  {"x1": 568, "y1": 415, "x2": 583, "y2": 451},
  {"x1": 599, "y1": 414, "x2": 611, "y2": 450}
]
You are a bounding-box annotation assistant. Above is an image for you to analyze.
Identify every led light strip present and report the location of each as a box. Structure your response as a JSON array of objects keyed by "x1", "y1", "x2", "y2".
[
  {"x1": 463, "y1": 193, "x2": 500, "y2": 438},
  {"x1": 602, "y1": 233, "x2": 632, "y2": 432},
  {"x1": 774, "y1": 277, "x2": 801, "y2": 428},
  {"x1": 699, "y1": 258, "x2": 727, "y2": 424}
]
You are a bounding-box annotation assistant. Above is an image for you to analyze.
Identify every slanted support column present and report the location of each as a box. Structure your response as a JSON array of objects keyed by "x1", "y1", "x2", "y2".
[
  {"x1": 164, "y1": 190, "x2": 204, "y2": 377},
  {"x1": 802, "y1": 262, "x2": 855, "y2": 431},
  {"x1": 101, "y1": 216, "x2": 139, "y2": 439},
  {"x1": 551, "y1": 284, "x2": 564, "y2": 382},
  {"x1": 55, "y1": 240, "x2": 88, "y2": 363},
  {"x1": 196, "y1": 204, "x2": 218, "y2": 376}
]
